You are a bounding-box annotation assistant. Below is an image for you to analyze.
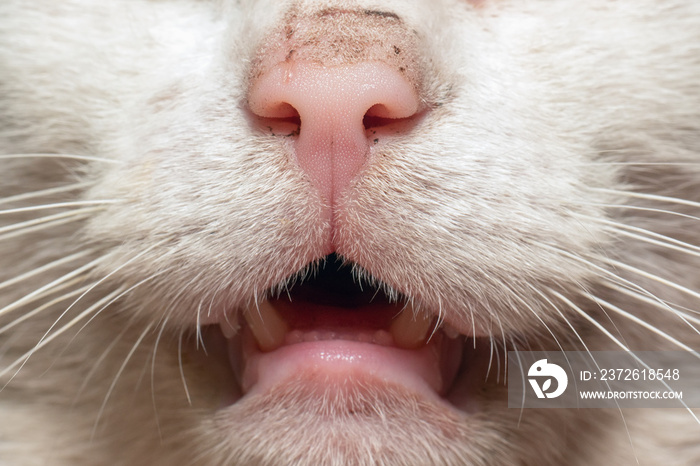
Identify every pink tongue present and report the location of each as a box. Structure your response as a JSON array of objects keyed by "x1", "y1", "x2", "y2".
[{"x1": 236, "y1": 329, "x2": 457, "y2": 402}]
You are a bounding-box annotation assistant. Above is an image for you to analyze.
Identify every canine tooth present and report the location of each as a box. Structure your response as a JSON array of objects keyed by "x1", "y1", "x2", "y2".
[
  {"x1": 389, "y1": 304, "x2": 433, "y2": 349},
  {"x1": 243, "y1": 300, "x2": 288, "y2": 351}
]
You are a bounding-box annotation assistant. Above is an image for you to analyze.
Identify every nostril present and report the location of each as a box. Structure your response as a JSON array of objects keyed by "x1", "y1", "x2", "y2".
[
  {"x1": 362, "y1": 114, "x2": 395, "y2": 131},
  {"x1": 253, "y1": 102, "x2": 301, "y2": 137},
  {"x1": 363, "y1": 103, "x2": 422, "y2": 136},
  {"x1": 363, "y1": 104, "x2": 395, "y2": 131},
  {"x1": 260, "y1": 101, "x2": 298, "y2": 119},
  {"x1": 363, "y1": 103, "x2": 412, "y2": 131}
]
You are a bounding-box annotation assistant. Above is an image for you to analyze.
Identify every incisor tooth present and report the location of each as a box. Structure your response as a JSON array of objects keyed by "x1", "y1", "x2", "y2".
[
  {"x1": 244, "y1": 300, "x2": 288, "y2": 351},
  {"x1": 389, "y1": 304, "x2": 434, "y2": 349}
]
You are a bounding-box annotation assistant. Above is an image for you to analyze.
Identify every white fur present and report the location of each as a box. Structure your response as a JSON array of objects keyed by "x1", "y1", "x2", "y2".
[{"x1": 1, "y1": 0, "x2": 699, "y2": 464}]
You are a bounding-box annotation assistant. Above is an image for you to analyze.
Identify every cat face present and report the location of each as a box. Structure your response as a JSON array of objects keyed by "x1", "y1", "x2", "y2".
[{"x1": 1, "y1": 1, "x2": 699, "y2": 464}]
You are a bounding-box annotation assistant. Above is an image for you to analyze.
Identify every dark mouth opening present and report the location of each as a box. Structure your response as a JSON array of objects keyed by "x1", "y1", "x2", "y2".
[
  {"x1": 277, "y1": 253, "x2": 399, "y2": 309},
  {"x1": 269, "y1": 253, "x2": 405, "y2": 330}
]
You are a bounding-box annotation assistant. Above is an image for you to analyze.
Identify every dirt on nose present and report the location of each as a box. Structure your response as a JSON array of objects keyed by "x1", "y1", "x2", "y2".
[{"x1": 248, "y1": 5, "x2": 424, "y2": 92}]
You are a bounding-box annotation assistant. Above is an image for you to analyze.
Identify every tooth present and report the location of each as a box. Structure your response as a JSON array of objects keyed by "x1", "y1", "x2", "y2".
[
  {"x1": 389, "y1": 304, "x2": 434, "y2": 349},
  {"x1": 243, "y1": 300, "x2": 288, "y2": 351}
]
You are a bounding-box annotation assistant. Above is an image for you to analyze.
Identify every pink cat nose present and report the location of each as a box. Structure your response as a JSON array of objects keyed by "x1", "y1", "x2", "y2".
[{"x1": 247, "y1": 61, "x2": 420, "y2": 206}]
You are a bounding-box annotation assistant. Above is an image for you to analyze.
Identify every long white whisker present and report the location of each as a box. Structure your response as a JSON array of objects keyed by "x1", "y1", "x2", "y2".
[
  {"x1": 41, "y1": 285, "x2": 131, "y2": 377},
  {"x1": 548, "y1": 288, "x2": 700, "y2": 425},
  {"x1": 573, "y1": 276, "x2": 632, "y2": 350},
  {"x1": 8, "y1": 244, "x2": 163, "y2": 384},
  {"x1": 494, "y1": 337, "x2": 504, "y2": 385},
  {"x1": 435, "y1": 295, "x2": 445, "y2": 342},
  {"x1": 529, "y1": 285, "x2": 594, "y2": 354},
  {"x1": 47, "y1": 269, "x2": 170, "y2": 373},
  {"x1": 157, "y1": 269, "x2": 207, "y2": 332},
  {"x1": 486, "y1": 336, "x2": 495, "y2": 383},
  {"x1": 550, "y1": 289, "x2": 631, "y2": 351},
  {"x1": 73, "y1": 316, "x2": 139, "y2": 407},
  {"x1": 576, "y1": 203, "x2": 700, "y2": 222},
  {"x1": 0, "y1": 200, "x2": 121, "y2": 216},
  {"x1": 151, "y1": 316, "x2": 169, "y2": 441},
  {"x1": 0, "y1": 153, "x2": 119, "y2": 164},
  {"x1": 579, "y1": 216, "x2": 700, "y2": 256},
  {"x1": 69, "y1": 270, "x2": 172, "y2": 345},
  {"x1": 92, "y1": 321, "x2": 155, "y2": 437},
  {"x1": 493, "y1": 311, "x2": 507, "y2": 384},
  {"x1": 582, "y1": 162, "x2": 700, "y2": 167},
  {"x1": 0, "y1": 250, "x2": 95, "y2": 292},
  {"x1": 196, "y1": 300, "x2": 204, "y2": 352},
  {"x1": 427, "y1": 299, "x2": 443, "y2": 343},
  {"x1": 0, "y1": 181, "x2": 94, "y2": 205},
  {"x1": 581, "y1": 292, "x2": 699, "y2": 354},
  {"x1": 0, "y1": 207, "x2": 103, "y2": 238},
  {"x1": 510, "y1": 338, "x2": 526, "y2": 427},
  {"x1": 178, "y1": 329, "x2": 192, "y2": 405},
  {"x1": 602, "y1": 282, "x2": 700, "y2": 329},
  {"x1": 539, "y1": 244, "x2": 694, "y2": 324},
  {"x1": 600, "y1": 256, "x2": 700, "y2": 303},
  {"x1": 527, "y1": 284, "x2": 593, "y2": 398},
  {"x1": 506, "y1": 285, "x2": 581, "y2": 391},
  {"x1": 591, "y1": 253, "x2": 700, "y2": 339},
  {"x1": 0, "y1": 255, "x2": 104, "y2": 318},
  {"x1": 0, "y1": 287, "x2": 125, "y2": 385},
  {"x1": 0, "y1": 281, "x2": 90, "y2": 336},
  {"x1": 504, "y1": 285, "x2": 566, "y2": 348},
  {"x1": 37, "y1": 241, "x2": 163, "y2": 349},
  {"x1": 604, "y1": 283, "x2": 700, "y2": 318},
  {"x1": 535, "y1": 286, "x2": 639, "y2": 439},
  {"x1": 589, "y1": 187, "x2": 700, "y2": 210}
]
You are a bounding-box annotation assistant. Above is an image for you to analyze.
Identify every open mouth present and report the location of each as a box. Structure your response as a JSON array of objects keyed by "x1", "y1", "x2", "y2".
[{"x1": 212, "y1": 253, "x2": 488, "y2": 411}]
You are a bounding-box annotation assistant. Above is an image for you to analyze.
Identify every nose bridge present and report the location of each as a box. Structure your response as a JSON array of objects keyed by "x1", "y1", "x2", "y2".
[{"x1": 248, "y1": 6, "x2": 422, "y2": 89}]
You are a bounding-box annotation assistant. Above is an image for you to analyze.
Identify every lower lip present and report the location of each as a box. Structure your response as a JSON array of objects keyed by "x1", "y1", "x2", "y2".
[{"x1": 228, "y1": 326, "x2": 465, "y2": 405}]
